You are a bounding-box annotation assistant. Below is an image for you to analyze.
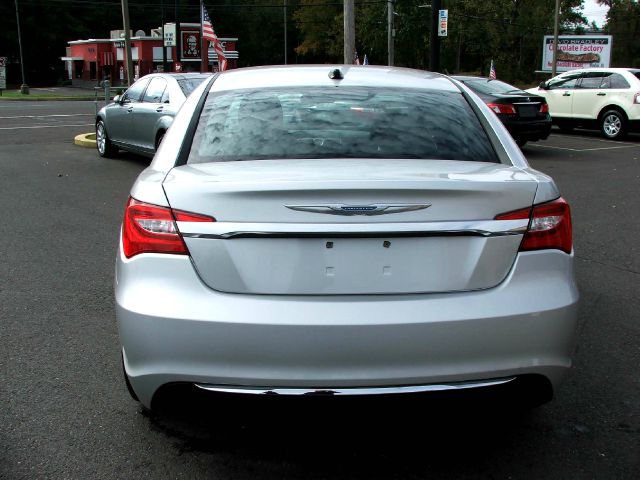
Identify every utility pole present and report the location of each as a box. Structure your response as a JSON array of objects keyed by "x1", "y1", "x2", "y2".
[
  {"x1": 551, "y1": 0, "x2": 560, "y2": 77},
  {"x1": 14, "y1": 0, "x2": 28, "y2": 93},
  {"x1": 121, "y1": 0, "x2": 134, "y2": 86},
  {"x1": 429, "y1": 0, "x2": 441, "y2": 72},
  {"x1": 284, "y1": 0, "x2": 288, "y2": 64},
  {"x1": 344, "y1": 0, "x2": 355, "y2": 64},
  {"x1": 175, "y1": 0, "x2": 181, "y2": 73},
  {"x1": 387, "y1": 0, "x2": 394, "y2": 66}
]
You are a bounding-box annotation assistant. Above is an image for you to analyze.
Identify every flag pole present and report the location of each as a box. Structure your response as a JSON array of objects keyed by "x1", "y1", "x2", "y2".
[{"x1": 200, "y1": 0, "x2": 209, "y2": 73}]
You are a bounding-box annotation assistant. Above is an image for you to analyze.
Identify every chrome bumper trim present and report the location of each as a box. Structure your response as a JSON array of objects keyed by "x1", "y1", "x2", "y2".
[
  {"x1": 194, "y1": 377, "x2": 517, "y2": 396},
  {"x1": 182, "y1": 230, "x2": 526, "y2": 240}
]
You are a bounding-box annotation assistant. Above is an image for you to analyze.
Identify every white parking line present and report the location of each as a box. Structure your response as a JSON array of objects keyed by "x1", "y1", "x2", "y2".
[
  {"x1": 0, "y1": 114, "x2": 93, "y2": 119},
  {"x1": 0, "y1": 123, "x2": 94, "y2": 130},
  {"x1": 552, "y1": 134, "x2": 638, "y2": 146},
  {"x1": 528, "y1": 143, "x2": 640, "y2": 152},
  {"x1": 572, "y1": 145, "x2": 640, "y2": 152}
]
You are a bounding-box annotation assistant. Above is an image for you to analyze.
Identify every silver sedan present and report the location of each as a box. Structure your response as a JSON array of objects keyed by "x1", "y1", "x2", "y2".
[
  {"x1": 115, "y1": 66, "x2": 579, "y2": 410},
  {"x1": 96, "y1": 73, "x2": 210, "y2": 158}
]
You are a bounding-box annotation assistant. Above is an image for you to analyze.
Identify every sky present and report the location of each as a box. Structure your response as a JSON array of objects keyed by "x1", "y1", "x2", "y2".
[{"x1": 581, "y1": 0, "x2": 609, "y2": 27}]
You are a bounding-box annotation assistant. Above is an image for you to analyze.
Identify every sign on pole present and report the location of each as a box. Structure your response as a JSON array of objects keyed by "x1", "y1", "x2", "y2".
[
  {"x1": 164, "y1": 23, "x2": 176, "y2": 47},
  {"x1": 541, "y1": 35, "x2": 612, "y2": 72},
  {"x1": 0, "y1": 57, "x2": 7, "y2": 91},
  {"x1": 438, "y1": 10, "x2": 448, "y2": 37}
]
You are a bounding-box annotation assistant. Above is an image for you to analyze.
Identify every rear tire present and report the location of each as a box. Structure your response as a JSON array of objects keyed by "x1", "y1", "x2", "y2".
[
  {"x1": 600, "y1": 109, "x2": 627, "y2": 140},
  {"x1": 96, "y1": 120, "x2": 116, "y2": 157},
  {"x1": 155, "y1": 131, "x2": 165, "y2": 151}
]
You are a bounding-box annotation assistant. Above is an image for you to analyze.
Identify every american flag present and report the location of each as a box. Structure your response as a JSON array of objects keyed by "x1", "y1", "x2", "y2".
[
  {"x1": 214, "y1": 44, "x2": 228, "y2": 71},
  {"x1": 489, "y1": 59, "x2": 496, "y2": 80},
  {"x1": 201, "y1": 4, "x2": 217, "y2": 43},
  {"x1": 201, "y1": 3, "x2": 228, "y2": 71}
]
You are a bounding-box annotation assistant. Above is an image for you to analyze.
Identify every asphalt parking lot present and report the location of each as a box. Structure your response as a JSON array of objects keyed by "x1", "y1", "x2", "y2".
[{"x1": 0, "y1": 101, "x2": 638, "y2": 479}]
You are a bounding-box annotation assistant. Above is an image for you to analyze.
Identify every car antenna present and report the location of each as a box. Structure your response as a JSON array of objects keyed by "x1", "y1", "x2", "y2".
[{"x1": 328, "y1": 68, "x2": 343, "y2": 80}]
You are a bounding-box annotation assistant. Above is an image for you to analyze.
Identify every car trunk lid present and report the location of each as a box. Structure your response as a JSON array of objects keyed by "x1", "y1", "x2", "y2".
[{"x1": 162, "y1": 159, "x2": 537, "y2": 295}]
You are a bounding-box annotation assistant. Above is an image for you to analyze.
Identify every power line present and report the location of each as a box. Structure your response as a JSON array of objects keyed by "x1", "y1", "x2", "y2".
[{"x1": 17, "y1": 0, "x2": 386, "y2": 8}]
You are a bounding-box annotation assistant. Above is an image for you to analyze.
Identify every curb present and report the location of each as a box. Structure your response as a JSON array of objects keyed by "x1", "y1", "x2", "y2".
[
  {"x1": 74, "y1": 132, "x2": 96, "y2": 148},
  {"x1": 0, "y1": 96, "x2": 95, "y2": 101}
]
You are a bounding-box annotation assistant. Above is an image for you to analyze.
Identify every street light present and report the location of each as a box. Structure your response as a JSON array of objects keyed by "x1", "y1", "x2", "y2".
[
  {"x1": 14, "y1": 0, "x2": 29, "y2": 93},
  {"x1": 552, "y1": 0, "x2": 560, "y2": 77}
]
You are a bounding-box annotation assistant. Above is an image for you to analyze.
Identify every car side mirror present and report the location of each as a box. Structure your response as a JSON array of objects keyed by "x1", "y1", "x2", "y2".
[
  {"x1": 538, "y1": 81, "x2": 548, "y2": 90},
  {"x1": 112, "y1": 95, "x2": 120, "y2": 104}
]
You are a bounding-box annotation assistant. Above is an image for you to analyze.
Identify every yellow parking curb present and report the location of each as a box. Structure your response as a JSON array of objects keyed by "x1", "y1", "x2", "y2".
[{"x1": 74, "y1": 132, "x2": 96, "y2": 148}]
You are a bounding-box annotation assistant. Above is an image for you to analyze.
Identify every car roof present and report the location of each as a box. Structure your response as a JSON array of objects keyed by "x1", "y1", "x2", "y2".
[
  {"x1": 451, "y1": 75, "x2": 497, "y2": 82},
  {"x1": 559, "y1": 67, "x2": 638, "y2": 75},
  {"x1": 143, "y1": 72, "x2": 211, "y2": 80},
  {"x1": 172, "y1": 73, "x2": 212, "y2": 77},
  {"x1": 209, "y1": 65, "x2": 461, "y2": 93}
]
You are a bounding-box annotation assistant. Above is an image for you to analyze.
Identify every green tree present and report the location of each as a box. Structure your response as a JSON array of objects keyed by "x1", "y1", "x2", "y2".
[
  {"x1": 598, "y1": 0, "x2": 640, "y2": 66},
  {"x1": 293, "y1": 0, "x2": 587, "y2": 83},
  {"x1": 442, "y1": 0, "x2": 586, "y2": 82},
  {"x1": 293, "y1": 0, "x2": 344, "y2": 61}
]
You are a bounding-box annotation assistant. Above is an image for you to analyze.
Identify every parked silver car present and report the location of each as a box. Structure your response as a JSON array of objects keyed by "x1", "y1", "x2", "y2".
[
  {"x1": 96, "y1": 73, "x2": 210, "y2": 157},
  {"x1": 116, "y1": 66, "x2": 579, "y2": 410}
]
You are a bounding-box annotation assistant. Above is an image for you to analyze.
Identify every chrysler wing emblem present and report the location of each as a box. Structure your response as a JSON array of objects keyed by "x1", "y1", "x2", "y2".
[{"x1": 285, "y1": 203, "x2": 432, "y2": 216}]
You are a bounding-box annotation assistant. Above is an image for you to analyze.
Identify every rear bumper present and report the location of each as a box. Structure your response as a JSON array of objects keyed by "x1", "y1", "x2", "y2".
[
  {"x1": 501, "y1": 116, "x2": 552, "y2": 141},
  {"x1": 116, "y1": 250, "x2": 579, "y2": 409}
]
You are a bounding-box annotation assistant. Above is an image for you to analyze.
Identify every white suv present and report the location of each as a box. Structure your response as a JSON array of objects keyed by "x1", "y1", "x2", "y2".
[{"x1": 529, "y1": 68, "x2": 640, "y2": 139}]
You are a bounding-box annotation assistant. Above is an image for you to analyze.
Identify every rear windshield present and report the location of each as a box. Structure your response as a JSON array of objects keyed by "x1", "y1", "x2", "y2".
[
  {"x1": 460, "y1": 79, "x2": 523, "y2": 95},
  {"x1": 187, "y1": 87, "x2": 498, "y2": 164},
  {"x1": 628, "y1": 69, "x2": 640, "y2": 81},
  {"x1": 177, "y1": 76, "x2": 209, "y2": 96}
]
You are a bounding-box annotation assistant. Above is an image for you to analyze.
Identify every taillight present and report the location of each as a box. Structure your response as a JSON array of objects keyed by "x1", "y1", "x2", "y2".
[
  {"x1": 495, "y1": 197, "x2": 572, "y2": 254},
  {"x1": 122, "y1": 197, "x2": 214, "y2": 258},
  {"x1": 634, "y1": 93, "x2": 640, "y2": 104},
  {"x1": 486, "y1": 103, "x2": 516, "y2": 115},
  {"x1": 539, "y1": 103, "x2": 549, "y2": 113}
]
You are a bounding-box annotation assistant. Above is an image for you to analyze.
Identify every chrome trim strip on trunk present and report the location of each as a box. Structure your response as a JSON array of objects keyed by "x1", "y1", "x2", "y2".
[
  {"x1": 194, "y1": 377, "x2": 517, "y2": 396},
  {"x1": 285, "y1": 203, "x2": 432, "y2": 216},
  {"x1": 178, "y1": 219, "x2": 529, "y2": 240}
]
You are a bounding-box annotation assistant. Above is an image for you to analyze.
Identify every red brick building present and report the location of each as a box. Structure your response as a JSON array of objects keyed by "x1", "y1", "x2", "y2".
[{"x1": 61, "y1": 24, "x2": 238, "y2": 87}]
